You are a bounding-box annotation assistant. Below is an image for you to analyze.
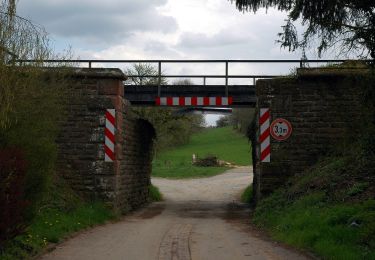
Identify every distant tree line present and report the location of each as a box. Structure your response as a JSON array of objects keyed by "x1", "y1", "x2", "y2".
[{"x1": 215, "y1": 108, "x2": 255, "y2": 135}]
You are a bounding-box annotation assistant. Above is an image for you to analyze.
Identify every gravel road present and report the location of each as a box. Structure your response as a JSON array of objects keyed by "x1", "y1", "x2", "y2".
[{"x1": 40, "y1": 167, "x2": 309, "y2": 260}]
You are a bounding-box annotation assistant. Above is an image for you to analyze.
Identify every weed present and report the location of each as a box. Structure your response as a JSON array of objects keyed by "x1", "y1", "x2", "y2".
[
  {"x1": 241, "y1": 185, "x2": 253, "y2": 203},
  {"x1": 149, "y1": 185, "x2": 163, "y2": 202},
  {"x1": 347, "y1": 182, "x2": 370, "y2": 197}
]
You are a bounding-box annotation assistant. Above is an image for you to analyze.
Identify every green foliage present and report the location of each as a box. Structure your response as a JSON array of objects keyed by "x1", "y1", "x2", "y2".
[
  {"x1": 216, "y1": 116, "x2": 231, "y2": 127},
  {"x1": 253, "y1": 153, "x2": 375, "y2": 259},
  {"x1": 347, "y1": 182, "x2": 370, "y2": 197},
  {"x1": 231, "y1": 0, "x2": 375, "y2": 58},
  {"x1": 149, "y1": 185, "x2": 163, "y2": 202},
  {"x1": 0, "y1": 71, "x2": 69, "y2": 223},
  {"x1": 231, "y1": 108, "x2": 255, "y2": 135},
  {"x1": 153, "y1": 127, "x2": 251, "y2": 178},
  {"x1": 0, "y1": 1, "x2": 65, "y2": 127},
  {"x1": 133, "y1": 107, "x2": 204, "y2": 152},
  {"x1": 125, "y1": 64, "x2": 204, "y2": 152},
  {"x1": 0, "y1": 177, "x2": 115, "y2": 259},
  {"x1": 0, "y1": 203, "x2": 114, "y2": 260},
  {"x1": 241, "y1": 185, "x2": 253, "y2": 203},
  {"x1": 0, "y1": 0, "x2": 71, "y2": 238},
  {"x1": 254, "y1": 195, "x2": 375, "y2": 259}
]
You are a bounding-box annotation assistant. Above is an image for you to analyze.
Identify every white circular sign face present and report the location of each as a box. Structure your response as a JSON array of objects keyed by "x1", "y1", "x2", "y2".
[{"x1": 270, "y1": 118, "x2": 292, "y2": 141}]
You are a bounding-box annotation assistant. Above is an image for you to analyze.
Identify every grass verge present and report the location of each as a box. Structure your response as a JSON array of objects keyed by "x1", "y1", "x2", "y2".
[
  {"x1": 241, "y1": 185, "x2": 253, "y2": 203},
  {"x1": 0, "y1": 178, "x2": 116, "y2": 259},
  {"x1": 149, "y1": 184, "x2": 163, "y2": 202},
  {"x1": 253, "y1": 155, "x2": 375, "y2": 259},
  {"x1": 152, "y1": 127, "x2": 251, "y2": 179}
]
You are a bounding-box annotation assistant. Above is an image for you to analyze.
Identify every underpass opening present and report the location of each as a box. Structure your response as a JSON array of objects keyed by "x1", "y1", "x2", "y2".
[
  {"x1": 51, "y1": 59, "x2": 366, "y2": 214},
  {"x1": 120, "y1": 118, "x2": 156, "y2": 212},
  {"x1": 145, "y1": 106, "x2": 254, "y2": 204}
]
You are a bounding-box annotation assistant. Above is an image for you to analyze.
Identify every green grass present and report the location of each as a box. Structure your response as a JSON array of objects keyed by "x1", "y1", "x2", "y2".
[
  {"x1": 149, "y1": 184, "x2": 163, "y2": 202},
  {"x1": 0, "y1": 178, "x2": 116, "y2": 260},
  {"x1": 241, "y1": 185, "x2": 253, "y2": 203},
  {"x1": 0, "y1": 202, "x2": 115, "y2": 260},
  {"x1": 255, "y1": 195, "x2": 375, "y2": 259},
  {"x1": 253, "y1": 155, "x2": 375, "y2": 259},
  {"x1": 152, "y1": 127, "x2": 251, "y2": 179}
]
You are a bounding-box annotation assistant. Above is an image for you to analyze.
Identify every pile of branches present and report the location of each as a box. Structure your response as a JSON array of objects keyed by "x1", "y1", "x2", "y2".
[{"x1": 193, "y1": 155, "x2": 219, "y2": 167}]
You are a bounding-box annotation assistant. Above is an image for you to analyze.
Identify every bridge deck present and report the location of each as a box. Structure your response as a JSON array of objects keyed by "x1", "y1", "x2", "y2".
[{"x1": 124, "y1": 84, "x2": 256, "y2": 107}]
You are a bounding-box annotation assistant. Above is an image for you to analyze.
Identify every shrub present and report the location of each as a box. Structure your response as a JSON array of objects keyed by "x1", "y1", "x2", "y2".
[
  {"x1": 0, "y1": 148, "x2": 28, "y2": 247},
  {"x1": 0, "y1": 0, "x2": 71, "y2": 223}
]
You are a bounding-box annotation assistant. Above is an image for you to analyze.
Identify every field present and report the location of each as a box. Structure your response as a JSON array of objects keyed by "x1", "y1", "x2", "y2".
[{"x1": 152, "y1": 127, "x2": 251, "y2": 178}]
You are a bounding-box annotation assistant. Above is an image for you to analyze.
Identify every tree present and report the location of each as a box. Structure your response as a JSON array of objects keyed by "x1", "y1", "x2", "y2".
[
  {"x1": 0, "y1": 0, "x2": 63, "y2": 128},
  {"x1": 0, "y1": 0, "x2": 71, "y2": 242},
  {"x1": 231, "y1": 0, "x2": 375, "y2": 59},
  {"x1": 216, "y1": 116, "x2": 231, "y2": 128},
  {"x1": 124, "y1": 64, "x2": 204, "y2": 153},
  {"x1": 124, "y1": 63, "x2": 166, "y2": 86},
  {"x1": 231, "y1": 108, "x2": 255, "y2": 134}
]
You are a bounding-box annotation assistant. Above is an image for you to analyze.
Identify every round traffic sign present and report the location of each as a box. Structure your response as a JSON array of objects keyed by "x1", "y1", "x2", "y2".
[{"x1": 270, "y1": 118, "x2": 292, "y2": 141}]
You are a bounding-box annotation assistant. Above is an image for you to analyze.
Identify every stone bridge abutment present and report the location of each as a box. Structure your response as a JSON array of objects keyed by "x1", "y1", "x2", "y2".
[
  {"x1": 57, "y1": 68, "x2": 155, "y2": 213},
  {"x1": 253, "y1": 67, "x2": 368, "y2": 203},
  {"x1": 56, "y1": 66, "x2": 369, "y2": 212}
]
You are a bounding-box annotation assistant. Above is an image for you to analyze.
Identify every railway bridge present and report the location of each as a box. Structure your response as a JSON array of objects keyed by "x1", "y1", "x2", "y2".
[{"x1": 25, "y1": 59, "x2": 369, "y2": 211}]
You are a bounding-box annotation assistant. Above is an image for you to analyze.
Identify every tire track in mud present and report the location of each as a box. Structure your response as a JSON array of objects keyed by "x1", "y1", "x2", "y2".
[{"x1": 158, "y1": 224, "x2": 192, "y2": 260}]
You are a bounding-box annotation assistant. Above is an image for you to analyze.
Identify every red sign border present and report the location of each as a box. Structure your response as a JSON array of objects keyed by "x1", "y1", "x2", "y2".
[{"x1": 270, "y1": 118, "x2": 293, "y2": 141}]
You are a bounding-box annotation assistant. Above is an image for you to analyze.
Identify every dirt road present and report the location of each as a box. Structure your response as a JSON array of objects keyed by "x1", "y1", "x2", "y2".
[{"x1": 40, "y1": 167, "x2": 308, "y2": 260}]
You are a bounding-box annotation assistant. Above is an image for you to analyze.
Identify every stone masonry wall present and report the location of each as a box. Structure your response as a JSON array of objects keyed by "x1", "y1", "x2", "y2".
[
  {"x1": 254, "y1": 68, "x2": 367, "y2": 202},
  {"x1": 57, "y1": 68, "x2": 155, "y2": 212}
]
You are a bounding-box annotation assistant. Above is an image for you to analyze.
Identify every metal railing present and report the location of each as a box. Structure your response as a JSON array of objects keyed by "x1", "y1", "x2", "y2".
[{"x1": 17, "y1": 59, "x2": 369, "y2": 97}]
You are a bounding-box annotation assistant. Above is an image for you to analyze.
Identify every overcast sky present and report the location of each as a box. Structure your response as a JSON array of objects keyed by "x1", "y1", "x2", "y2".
[
  {"x1": 18, "y1": 0, "x2": 306, "y2": 59},
  {"x1": 17, "y1": 0, "x2": 324, "y2": 126}
]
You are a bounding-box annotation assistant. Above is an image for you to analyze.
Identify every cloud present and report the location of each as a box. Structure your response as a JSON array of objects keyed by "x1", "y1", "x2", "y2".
[
  {"x1": 17, "y1": 0, "x2": 177, "y2": 44},
  {"x1": 17, "y1": 0, "x2": 314, "y2": 65},
  {"x1": 177, "y1": 29, "x2": 256, "y2": 48}
]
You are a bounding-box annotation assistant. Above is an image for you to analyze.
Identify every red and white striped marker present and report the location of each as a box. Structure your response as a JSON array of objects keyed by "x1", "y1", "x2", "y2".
[
  {"x1": 156, "y1": 97, "x2": 233, "y2": 106},
  {"x1": 259, "y1": 108, "x2": 271, "y2": 163},
  {"x1": 105, "y1": 109, "x2": 116, "y2": 162}
]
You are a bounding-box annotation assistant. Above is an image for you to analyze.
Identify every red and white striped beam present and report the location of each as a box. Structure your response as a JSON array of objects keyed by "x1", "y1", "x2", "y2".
[
  {"x1": 259, "y1": 108, "x2": 271, "y2": 163},
  {"x1": 105, "y1": 109, "x2": 116, "y2": 162},
  {"x1": 156, "y1": 97, "x2": 233, "y2": 106}
]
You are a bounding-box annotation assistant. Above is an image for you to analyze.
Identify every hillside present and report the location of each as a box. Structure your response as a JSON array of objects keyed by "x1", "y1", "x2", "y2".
[{"x1": 253, "y1": 144, "x2": 375, "y2": 258}]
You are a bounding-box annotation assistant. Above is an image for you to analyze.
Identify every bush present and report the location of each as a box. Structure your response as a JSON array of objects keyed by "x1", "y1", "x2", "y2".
[
  {"x1": 0, "y1": 148, "x2": 28, "y2": 246},
  {"x1": 0, "y1": 70, "x2": 68, "y2": 222},
  {"x1": 0, "y1": 1, "x2": 71, "y2": 225},
  {"x1": 216, "y1": 116, "x2": 230, "y2": 128}
]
